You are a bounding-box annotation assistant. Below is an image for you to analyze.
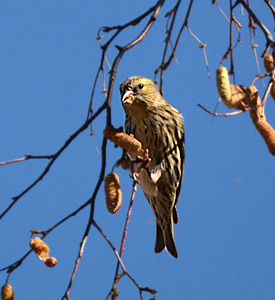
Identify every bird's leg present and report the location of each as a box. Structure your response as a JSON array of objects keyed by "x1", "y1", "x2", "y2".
[
  {"x1": 124, "y1": 149, "x2": 151, "y2": 168},
  {"x1": 132, "y1": 172, "x2": 140, "y2": 183},
  {"x1": 118, "y1": 149, "x2": 152, "y2": 183},
  {"x1": 135, "y1": 149, "x2": 154, "y2": 180},
  {"x1": 138, "y1": 149, "x2": 151, "y2": 168}
]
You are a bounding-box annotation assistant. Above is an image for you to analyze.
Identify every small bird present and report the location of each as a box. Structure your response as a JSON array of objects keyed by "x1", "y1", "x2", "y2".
[{"x1": 120, "y1": 76, "x2": 185, "y2": 258}]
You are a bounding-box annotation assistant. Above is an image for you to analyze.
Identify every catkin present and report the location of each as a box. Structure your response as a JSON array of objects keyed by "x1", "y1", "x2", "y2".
[
  {"x1": 1, "y1": 284, "x2": 15, "y2": 300},
  {"x1": 104, "y1": 172, "x2": 122, "y2": 214},
  {"x1": 30, "y1": 237, "x2": 58, "y2": 267},
  {"x1": 254, "y1": 121, "x2": 275, "y2": 155},
  {"x1": 30, "y1": 237, "x2": 50, "y2": 260},
  {"x1": 103, "y1": 126, "x2": 143, "y2": 153},
  {"x1": 216, "y1": 66, "x2": 232, "y2": 105},
  {"x1": 245, "y1": 85, "x2": 275, "y2": 155},
  {"x1": 264, "y1": 55, "x2": 274, "y2": 72},
  {"x1": 44, "y1": 257, "x2": 58, "y2": 268}
]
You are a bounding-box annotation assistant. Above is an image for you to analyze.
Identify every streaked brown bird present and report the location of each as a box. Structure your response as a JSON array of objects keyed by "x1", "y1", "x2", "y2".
[{"x1": 120, "y1": 76, "x2": 185, "y2": 258}]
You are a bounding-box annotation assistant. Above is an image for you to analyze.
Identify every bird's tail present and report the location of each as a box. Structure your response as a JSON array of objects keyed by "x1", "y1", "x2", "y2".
[{"x1": 155, "y1": 221, "x2": 178, "y2": 259}]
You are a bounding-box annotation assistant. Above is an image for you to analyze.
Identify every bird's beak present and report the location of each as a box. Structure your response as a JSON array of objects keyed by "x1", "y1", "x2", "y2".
[{"x1": 121, "y1": 90, "x2": 134, "y2": 105}]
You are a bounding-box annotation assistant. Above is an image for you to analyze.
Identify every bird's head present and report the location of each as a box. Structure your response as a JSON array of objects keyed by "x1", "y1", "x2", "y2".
[{"x1": 120, "y1": 76, "x2": 163, "y2": 112}]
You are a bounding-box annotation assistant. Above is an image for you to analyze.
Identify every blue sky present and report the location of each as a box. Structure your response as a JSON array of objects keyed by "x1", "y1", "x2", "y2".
[{"x1": 1, "y1": 1, "x2": 275, "y2": 299}]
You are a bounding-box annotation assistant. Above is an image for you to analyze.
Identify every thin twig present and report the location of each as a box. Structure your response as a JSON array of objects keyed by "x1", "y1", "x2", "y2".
[
  {"x1": 198, "y1": 101, "x2": 264, "y2": 117},
  {"x1": 261, "y1": 69, "x2": 275, "y2": 115},
  {"x1": 216, "y1": 3, "x2": 230, "y2": 23},
  {"x1": 229, "y1": 0, "x2": 235, "y2": 78},
  {"x1": 187, "y1": 24, "x2": 210, "y2": 79},
  {"x1": 94, "y1": 221, "x2": 156, "y2": 298},
  {"x1": 198, "y1": 103, "x2": 246, "y2": 116},
  {"x1": 93, "y1": 221, "x2": 126, "y2": 270},
  {"x1": 0, "y1": 154, "x2": 53, "y2": 166},
  {"x1": 61, "y1": 236, "x2": 88, "y2": 300},
  {"x1": 0, "y1": 156, "x2": 27, "y2": 166}
]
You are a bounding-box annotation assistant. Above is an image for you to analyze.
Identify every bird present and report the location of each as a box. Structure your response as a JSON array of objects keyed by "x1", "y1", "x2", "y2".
[{"x1": 120, "y1": 76, "x2": 185, "y2": 258}]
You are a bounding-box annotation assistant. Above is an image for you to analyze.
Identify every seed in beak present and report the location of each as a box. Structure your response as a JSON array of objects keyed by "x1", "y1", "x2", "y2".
[{"x1": 122, "y1": 91, "x2": 134, "y2": 105}]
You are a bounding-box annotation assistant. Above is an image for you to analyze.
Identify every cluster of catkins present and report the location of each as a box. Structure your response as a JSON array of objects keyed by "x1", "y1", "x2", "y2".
[
  {"x1": 216, "y1": 57, "x2": 275, "y2": 156},
  {"x1": 30, "y1": 237, "x2": 57, "y2": 267},
  {"x1": 1, "y1": 238, "x2": 57, "y2": 300}
]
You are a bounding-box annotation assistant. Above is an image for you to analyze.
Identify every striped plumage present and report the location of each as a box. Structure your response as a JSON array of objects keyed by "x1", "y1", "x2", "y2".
[{"x1": 120, "y1": 76, "x2": 185, "y2": 258}]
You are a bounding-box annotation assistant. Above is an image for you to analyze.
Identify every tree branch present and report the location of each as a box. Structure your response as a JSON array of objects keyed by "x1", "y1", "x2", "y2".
[{"x1": 233, "y1": 0, "x2": 275, "y2": 46}]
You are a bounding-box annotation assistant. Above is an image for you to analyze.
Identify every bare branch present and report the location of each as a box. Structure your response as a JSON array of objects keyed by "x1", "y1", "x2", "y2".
[
  {"x1": 233, "y1": 0, "x2": 275, "y2": 47},
  {"x1": 263, "y1": 0, "x2": 275, "y2": 25},
  {"x1": 197, "y1": 103, "x2": 245, "y2": 117},
  {"x1": 0, "y1": 154, "x2": 53, "y2": 166},
  {"x1": 154, "y1": 0, "x2": 194, "y2": 92},
  {"x1": 0, "y1": 250, "x2": 32, "y2": 273},
  {"x1": 154, "y1": 0, "x2": 181, "y2": 94}
]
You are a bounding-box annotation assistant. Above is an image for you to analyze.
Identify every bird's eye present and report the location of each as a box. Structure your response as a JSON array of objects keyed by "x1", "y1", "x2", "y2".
[{"x1": 138, "y1": 83, "x2": 144, "y2": 90}]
